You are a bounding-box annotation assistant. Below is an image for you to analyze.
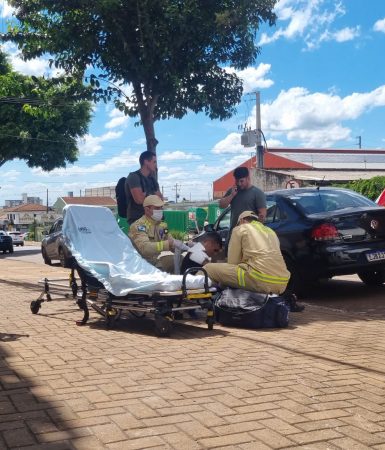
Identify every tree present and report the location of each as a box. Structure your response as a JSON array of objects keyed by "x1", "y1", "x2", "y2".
[
  {"x1": 339, "y1": 177, "x2": 385, "y2": 201},
  {"x1": 0, "y1": 50, "x2": 92, "y2": 170},
  {"x1": 2, "y1": 0, "x2": 277, "y2": 153}
]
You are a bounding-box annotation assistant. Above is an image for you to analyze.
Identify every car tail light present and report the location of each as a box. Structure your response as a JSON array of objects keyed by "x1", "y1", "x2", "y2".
[{"x1": 311, "y1": 223, "x2": 339, "y2": 241}]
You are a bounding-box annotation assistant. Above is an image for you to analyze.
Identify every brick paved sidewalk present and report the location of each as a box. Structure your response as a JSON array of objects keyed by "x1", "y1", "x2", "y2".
[{"x1": 1, "y1": 260, "x2": 385, "y2": 449}]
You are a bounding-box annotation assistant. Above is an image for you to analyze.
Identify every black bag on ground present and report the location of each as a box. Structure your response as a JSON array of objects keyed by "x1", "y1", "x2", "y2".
[
  {"x1": 215, "y1": 288, "x2": 289, "y2": 329},
  {"x1": 115, "y1": 177, "x2": 127, "y2": 218}
]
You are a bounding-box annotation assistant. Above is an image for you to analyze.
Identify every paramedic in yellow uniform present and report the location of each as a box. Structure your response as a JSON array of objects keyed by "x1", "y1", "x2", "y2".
[
  {"x1": 129, "y1": 195, "x2": 175, "y2": 273},
  {"x1": 204, "y1": 211, "x2": 290, "y2": 294}
]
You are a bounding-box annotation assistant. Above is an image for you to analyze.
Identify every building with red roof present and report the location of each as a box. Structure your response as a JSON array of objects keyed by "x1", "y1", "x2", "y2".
[
  {"x1": 213, "y1": 153, "x2": 311, "y2": 198},
  {"x1": 53, "y1": 196, "x2": 117, "y2": 214}
]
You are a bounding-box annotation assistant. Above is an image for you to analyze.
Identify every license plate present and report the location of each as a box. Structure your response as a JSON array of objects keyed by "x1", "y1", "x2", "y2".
[{"x1": 366, "y1": 251, "x2": 385, "y2": 262}]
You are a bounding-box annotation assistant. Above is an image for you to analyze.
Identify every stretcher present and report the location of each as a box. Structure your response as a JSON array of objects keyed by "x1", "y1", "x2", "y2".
[{"x1": 30, "y1": 205, "x2": 216, "y2": 336}]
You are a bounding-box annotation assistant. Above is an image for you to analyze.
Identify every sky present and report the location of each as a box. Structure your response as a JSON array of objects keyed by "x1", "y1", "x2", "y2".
[{"x1": 1, "y1": 0, "x2": 385, "y2": 205}]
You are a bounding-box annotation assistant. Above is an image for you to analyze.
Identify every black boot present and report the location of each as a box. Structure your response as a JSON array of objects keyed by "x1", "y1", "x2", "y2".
[{"x1": 284, "y1": 293, "x2": 305, "y2": 312}]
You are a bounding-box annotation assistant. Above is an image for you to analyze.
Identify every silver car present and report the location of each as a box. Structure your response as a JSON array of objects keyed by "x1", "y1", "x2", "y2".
[
  {"x1": 41, "y1": 219, "x2": 72, "y2": 267},
  {"x1": 8, "y1": 231, "x2": 25, "y2": 247}
]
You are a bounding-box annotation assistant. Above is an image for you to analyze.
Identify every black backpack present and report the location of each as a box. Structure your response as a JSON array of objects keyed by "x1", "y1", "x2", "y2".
[
  {"x1": 215, "y1": 288, "x2": 289, "y2": 329},
  {"x1": 115, "y1": 177, "x2": 127, "y2": 218}
]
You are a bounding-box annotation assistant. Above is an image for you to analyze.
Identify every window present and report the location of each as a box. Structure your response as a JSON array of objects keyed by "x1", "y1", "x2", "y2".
[
  {"x1": 286, "y1": 190, "x2": 376, "y2": 215},
  {"x1": 217, "y1": 209, "x2": 231, "y2": 230},
  {"x1": 265, "y1": 199, "x2": 286, "y2": 224}
]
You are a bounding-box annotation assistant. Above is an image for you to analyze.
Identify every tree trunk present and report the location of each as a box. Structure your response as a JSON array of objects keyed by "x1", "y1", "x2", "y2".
[
  {"x1": 142, "y1": 115, "x2": 158, "y2": 154},
  {"x1": 133, "y1": 82, "x2": 159, "y2": 154}
]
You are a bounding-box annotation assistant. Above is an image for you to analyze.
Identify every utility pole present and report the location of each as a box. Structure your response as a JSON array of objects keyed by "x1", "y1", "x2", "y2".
[
  {"x1": 256, "y1": 91, "x2": 264, "y2": 169},
  {"x1": 46, "y1": 189, "x2": 49, "y2": 213},
  {"x1": 172, "y1": 183, "x2": 180, "y2": 203},
  {"x1": 356, "y1": 136, "x2": 362, "y2": 149}
]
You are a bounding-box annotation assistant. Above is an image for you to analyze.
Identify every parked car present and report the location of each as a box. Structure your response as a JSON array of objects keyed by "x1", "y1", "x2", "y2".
[
  {"x1": 8, "y1": 231, "x2": 25, "y2": 247},
  {"x1": 0, "y1": 230, "x2": 14, "y2": 254},
  {"x1": 204, "y1": 187, "x2": 385, "y2": 295},
  {"x1": 41, "y1": 219, "x2": 72, "y2": 267}
]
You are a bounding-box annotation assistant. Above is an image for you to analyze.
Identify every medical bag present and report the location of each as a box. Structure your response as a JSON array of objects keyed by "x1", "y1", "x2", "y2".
[{"x1": 214, "y1": 288, "x2": 289, "y2": 329}]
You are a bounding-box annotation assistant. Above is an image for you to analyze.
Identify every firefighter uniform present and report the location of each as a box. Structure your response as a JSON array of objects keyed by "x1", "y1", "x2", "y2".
[
  {"x1": 129, "y1": 216, "x2": 174, "y2": 272},
  {"x1": 205, "y1": 218, "x2": 290, "y2": 294}
]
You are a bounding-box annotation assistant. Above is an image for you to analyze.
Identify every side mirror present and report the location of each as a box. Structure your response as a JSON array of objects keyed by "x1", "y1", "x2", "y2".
[
  {"x1": 204, "y1": 223, "x2": 214, "y2": 232},
  {"x1": 42, "y1": 230, "x2": 48, "y2": 235}
]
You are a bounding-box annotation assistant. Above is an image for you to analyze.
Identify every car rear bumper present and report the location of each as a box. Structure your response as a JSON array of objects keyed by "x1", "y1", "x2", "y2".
[{"x1": 312, "y1": 241, "x2": 385, "y2": 277}]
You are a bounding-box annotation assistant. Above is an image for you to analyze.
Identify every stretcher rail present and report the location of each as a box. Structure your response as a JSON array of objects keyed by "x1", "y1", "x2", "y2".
[{"x1": 31, "y1": 266, "x2": 216, "y2": 336}]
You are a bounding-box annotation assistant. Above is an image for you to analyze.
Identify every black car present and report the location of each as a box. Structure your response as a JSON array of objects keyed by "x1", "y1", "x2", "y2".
[
  {"x1": 41, "y1": 219, "x2": 72, "y2": 267},
  {"x1": 206, "y1": 187, "x2": 385, "y2": 295},
  {"x1": 0, "y1": 231, "x2": 14, "y2": 254}
]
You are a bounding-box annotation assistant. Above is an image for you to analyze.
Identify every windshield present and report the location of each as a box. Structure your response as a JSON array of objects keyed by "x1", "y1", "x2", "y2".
[{"x1": 286, "y1": 190, "x2": 376, "y2": 215}]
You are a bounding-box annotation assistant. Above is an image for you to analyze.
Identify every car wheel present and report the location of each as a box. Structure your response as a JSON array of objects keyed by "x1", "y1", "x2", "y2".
[
  {"x1": 8, "y1": 246, "x2": 14, "y2": 254},
  {"x1": 358, "y1": 270, "x2": 385, "y2": 286},
  {"x1": 41, "y1": 247, "x2": 52, "y2": 265},
  {"x1": 21, "y1": 242, "x2": 24, "y2": 247},
  {"x1": 58, "y1": 247, "x2": 70, "y2": 268}
]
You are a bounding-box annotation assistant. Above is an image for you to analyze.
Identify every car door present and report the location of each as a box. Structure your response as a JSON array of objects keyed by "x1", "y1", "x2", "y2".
[
  {"x1": 45, "y1": 220, "x2": 63, "y2": 258},
  {"x1": 266, "y1": 194, "x2": 315, "y2": 265}
]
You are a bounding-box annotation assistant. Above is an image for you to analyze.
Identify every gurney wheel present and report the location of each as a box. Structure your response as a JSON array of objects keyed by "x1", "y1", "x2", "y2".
[
  {"x1": 105, "y1": 308, "x2": 121, "y2": 329},
  {"x1": 154, "y1": 315, "x2": 172, "y2": 337},
  {"x1": 207, "y1": 317, "x2": 215, "y2": 330},
  {"x1": 30, "y1": 300, "x2": 41, "y2": 315}
]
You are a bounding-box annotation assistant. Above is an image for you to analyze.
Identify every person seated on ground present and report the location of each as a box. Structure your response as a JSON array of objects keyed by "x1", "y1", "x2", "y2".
[
  {"x1": 180, "y1": 232, "x2": 222, "y2": 275},
  {"x1": 129, "y1": 195, "x2": 175, "y2": 273},
  {"x1": 204, "y1": 211, "x2": 290, "y2": 295}
]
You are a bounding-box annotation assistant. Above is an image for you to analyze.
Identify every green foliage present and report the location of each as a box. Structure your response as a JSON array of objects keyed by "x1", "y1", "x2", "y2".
[
  {"x1": 0, "y1": 49, "x2": 92, "y2": 170},
  {"x1": 2, "y1": 0, "x2": 277, "y2": 152},
  {"x1": 338, "y1": 177, "x2": 385, "y2": 201},
  {"x1": 169, "y1": 230, "x2": 188, "y2": 241}
]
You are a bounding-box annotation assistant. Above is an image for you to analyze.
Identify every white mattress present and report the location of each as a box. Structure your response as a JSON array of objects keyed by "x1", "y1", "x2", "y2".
[{"x1": 62, "y1": 205, "x2": 211, "y2": 295}]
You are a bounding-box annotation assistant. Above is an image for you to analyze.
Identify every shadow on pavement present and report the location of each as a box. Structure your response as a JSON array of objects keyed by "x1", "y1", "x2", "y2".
[
  {"x1": 0, "y1": 248, "x2": 42, "y2": 258},
  {"x1": 301, "y1": 277, "x2": 385, "y2": 315},
  {"x1": 0, "y1": 334, "x2": 91, "y2": 448},
  {"x1": 88, "y1": 314, "x2": 230, "y2": 339}
]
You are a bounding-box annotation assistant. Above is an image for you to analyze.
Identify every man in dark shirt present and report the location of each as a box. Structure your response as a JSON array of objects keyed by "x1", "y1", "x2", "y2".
[
  {"x1": 219, "y1": 166, "x2": 266, "y2": 232},
  {"x1": 125, "y1": 151, "x2": 163, "y2": 226}
]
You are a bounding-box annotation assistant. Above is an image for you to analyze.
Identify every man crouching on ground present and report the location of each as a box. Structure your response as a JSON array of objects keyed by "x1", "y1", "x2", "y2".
[{"x1": 204, "y1": 211, "x2": 290, "y2": 295}]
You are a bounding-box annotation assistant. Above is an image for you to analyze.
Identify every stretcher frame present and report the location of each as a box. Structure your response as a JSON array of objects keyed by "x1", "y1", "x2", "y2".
[{"x1": 31, "y1": 265, "x2": 216, "y2": 336}]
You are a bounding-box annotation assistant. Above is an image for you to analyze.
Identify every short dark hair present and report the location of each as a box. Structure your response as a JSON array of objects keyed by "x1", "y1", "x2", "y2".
[
  {"x1": 202, "y1": 231, "x2": 222, "y2": 248},
  {"x1": 139, "y1": 151, "x2": 156, "y2": 166},
  {"x1": 233, "y1": 166, "x2": 249, "y2": 180}
]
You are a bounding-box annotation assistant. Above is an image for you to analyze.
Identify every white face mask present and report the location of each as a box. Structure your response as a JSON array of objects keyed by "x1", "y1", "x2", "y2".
[{"x1": 151, "y1": 209, "x2": 163, "y2": 222}]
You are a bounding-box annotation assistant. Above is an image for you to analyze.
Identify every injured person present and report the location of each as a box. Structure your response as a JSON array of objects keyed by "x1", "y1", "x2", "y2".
[{"x1": 204, "y1": 210, "x2": 290, "y2": 295}]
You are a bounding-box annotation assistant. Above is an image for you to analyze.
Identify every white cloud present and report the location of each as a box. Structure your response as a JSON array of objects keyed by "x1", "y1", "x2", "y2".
[
  {"x1": 32, "y1": 150, "x2": 139, "y2": 177},
  {"x1": 0, "y1": 1, "x2": 16, "y2": 18},
  {"x1": 105, "y1": 108, "x2": 129, "y2": 129},
  {"x1": 374, "y1": 18, "x2": 385, "y2": 34},
  {"x1": 212, "y1": 133, "x2": 246, "y2": 154},
  {"x1": 320, "y1": 26, "x2": 360, "y2": 43},
  {"x1": 1, "y1": 42, "x2": 63, "y2": 77},
  {"x1": 225, "y1": 64, "x2": 274, "y2": 93},
  {"x1": 258, "y1": 0, "x2": 354, "y2": 50},
  {"x1": 133, "y1": 138, "x2": 147, "y2": 146},
  {"x1": 0, "y1": 170, "x2": 21, "y2": 181},
  {"x1": 260, "y1": 85, "x2": 385, "y2": 147},
  {"x1": 159, "y1": 151, "x2": 201, "y2": 161},
  {"x1": 214, "y1": 84, "x2": 385, "y2": 150},
  {"x1": 266, "y1": 138, "x2": 284, "y2": 147},
  {"x1": 77, "y1": 131, "x2": 123, "y2": 156}
]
